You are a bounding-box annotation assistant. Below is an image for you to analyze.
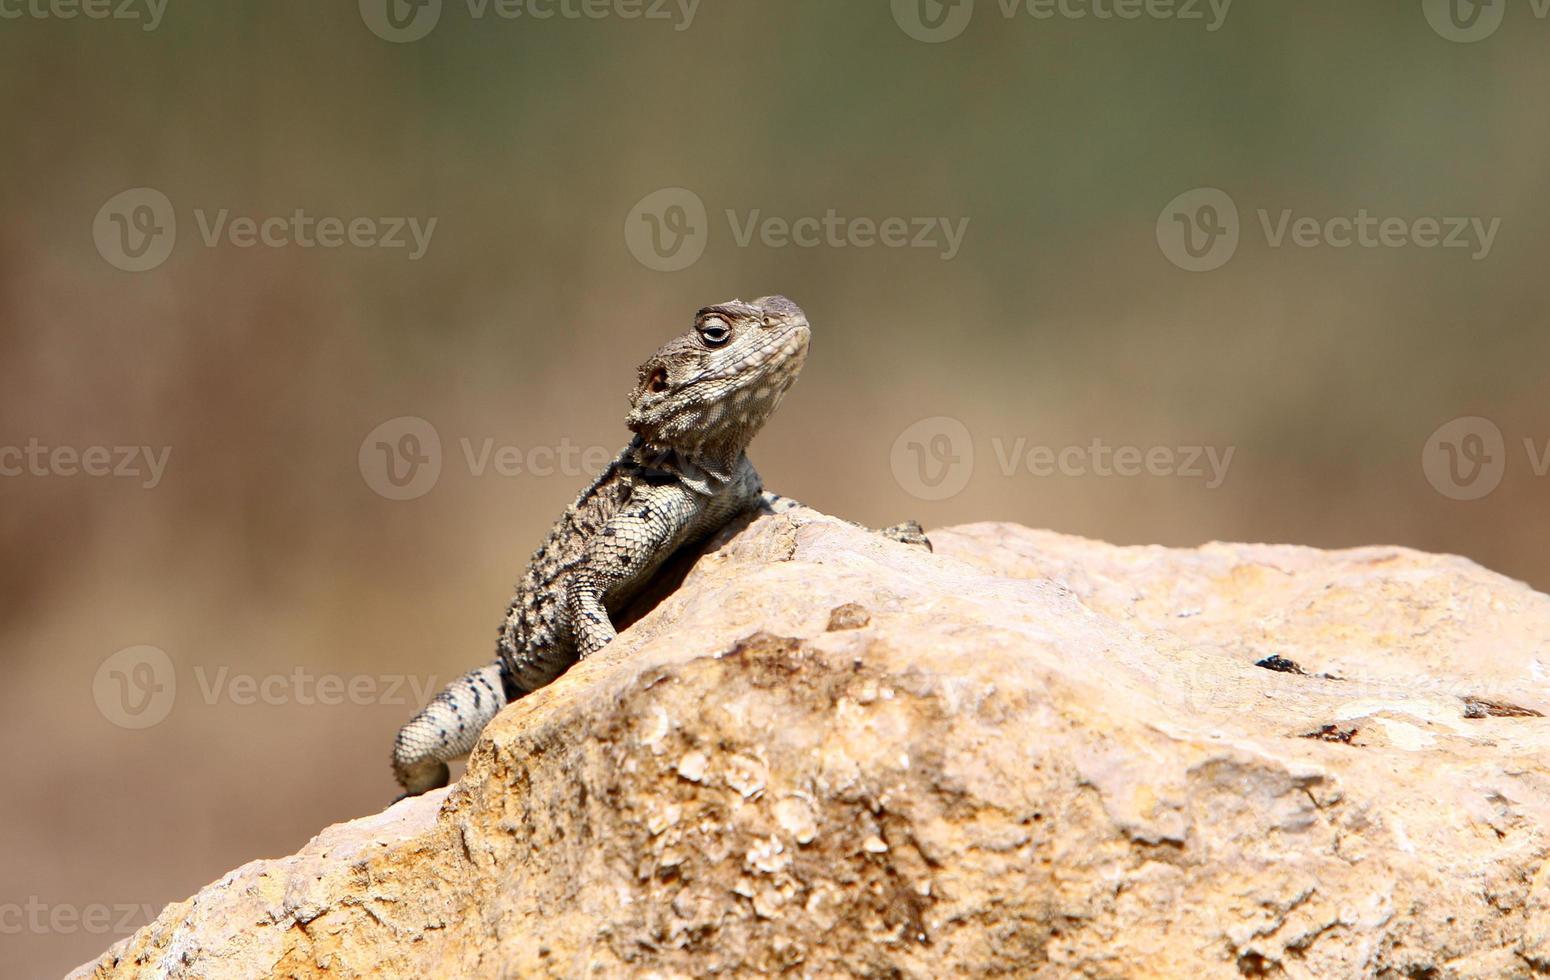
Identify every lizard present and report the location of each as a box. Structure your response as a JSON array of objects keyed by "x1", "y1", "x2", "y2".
[{"x1": 391, "y1": 295, "x2": 929, "y2": 797}]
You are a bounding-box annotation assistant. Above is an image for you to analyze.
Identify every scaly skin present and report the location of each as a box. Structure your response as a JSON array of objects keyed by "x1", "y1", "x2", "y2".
[{"x1": 391, "y1": 296, "x2": 926, "y2": 796}]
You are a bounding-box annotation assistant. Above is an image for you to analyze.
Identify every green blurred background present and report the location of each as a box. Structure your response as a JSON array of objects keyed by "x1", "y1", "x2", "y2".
[{"x1": 4, "y1": 0, "x2": 1548, "y2": 974}]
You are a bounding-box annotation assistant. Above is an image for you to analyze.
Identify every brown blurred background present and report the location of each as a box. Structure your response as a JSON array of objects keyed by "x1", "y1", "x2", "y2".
[{"x1": 4, "y1": 0, "x2": 1548, "y2": 974}]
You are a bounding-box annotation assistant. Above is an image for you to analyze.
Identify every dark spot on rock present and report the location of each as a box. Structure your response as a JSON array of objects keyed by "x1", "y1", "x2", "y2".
[
  {"x1": 719, "y1": 633, "x2": 808, "y2": 684},
  {"x1": 1462, "y1": 697, "x2": 1543, "y2": 719},
  {"x1": 827, "y1": 602, "x2": 872, "y2": 632},
  {"x1": 1300, "y1": 724, "x2": 1358, "y2": 744},
  {"x1": 1255, "y1": 655, "x2": 1306, "y2": 675}
]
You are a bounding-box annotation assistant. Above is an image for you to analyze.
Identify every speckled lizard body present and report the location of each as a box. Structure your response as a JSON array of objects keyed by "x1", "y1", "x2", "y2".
[{"x1": 392, "y1": 295, "x2": 928, "y2": 796}]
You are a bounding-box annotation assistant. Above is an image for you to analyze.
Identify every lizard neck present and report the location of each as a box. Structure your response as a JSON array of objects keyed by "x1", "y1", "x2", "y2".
[{"x1": 631, "y1": 435, "x2": 745, "y2": 496}]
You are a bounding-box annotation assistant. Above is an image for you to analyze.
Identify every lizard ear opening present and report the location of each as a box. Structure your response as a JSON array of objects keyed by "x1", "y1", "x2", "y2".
[{"x1": 646, "y1": 367, "x2": 670, "y2": 394}]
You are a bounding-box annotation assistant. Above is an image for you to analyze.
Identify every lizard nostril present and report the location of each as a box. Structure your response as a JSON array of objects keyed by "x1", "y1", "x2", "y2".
[{"x1": 647, "y1": 368, "x2": 669, "y2": 394}]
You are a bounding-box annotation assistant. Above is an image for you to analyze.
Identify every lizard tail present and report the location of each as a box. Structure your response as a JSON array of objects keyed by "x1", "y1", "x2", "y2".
[{"x1": 392, "y1": 661, "x2": 509, "y2": 797}]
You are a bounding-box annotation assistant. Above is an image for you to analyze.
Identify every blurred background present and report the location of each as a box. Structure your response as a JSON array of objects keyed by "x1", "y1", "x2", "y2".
[{"x1": 4, "y1": 0, "x2": 1548, "y2": 974}]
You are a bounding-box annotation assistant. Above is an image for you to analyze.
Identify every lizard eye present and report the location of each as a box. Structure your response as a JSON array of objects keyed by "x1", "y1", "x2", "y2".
[{"x1": 699, "y1": 318, "x2": 731, "y2": 347}]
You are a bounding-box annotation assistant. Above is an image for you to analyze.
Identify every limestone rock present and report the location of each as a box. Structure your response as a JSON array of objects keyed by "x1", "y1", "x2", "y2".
[{"x1": 73, "y1": 512, "x2": 1550, "y2": 978}]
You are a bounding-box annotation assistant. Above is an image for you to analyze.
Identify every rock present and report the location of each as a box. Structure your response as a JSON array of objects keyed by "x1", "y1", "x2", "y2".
[{"x1": 73, "y1": 512, "x2": 1550, "y2": 979}]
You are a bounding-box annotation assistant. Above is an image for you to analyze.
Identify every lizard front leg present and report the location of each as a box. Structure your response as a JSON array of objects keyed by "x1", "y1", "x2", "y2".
[
  {"x1": 759, "y1": 491, "x2": 932, "y2": 550},
  {"x1": 568, "y1": 482, "x2": 706, "y2": 658}
]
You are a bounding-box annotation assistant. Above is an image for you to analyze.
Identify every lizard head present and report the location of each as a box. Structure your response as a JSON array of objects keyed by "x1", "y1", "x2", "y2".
[{"x1": 626, "y1": 295, "x2": 811, "y2": 462}]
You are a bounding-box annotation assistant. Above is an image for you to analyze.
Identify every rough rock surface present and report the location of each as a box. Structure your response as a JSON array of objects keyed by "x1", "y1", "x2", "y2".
[{"x1": 73, "y1": 511, "x2": 1550, "y2": 979}]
